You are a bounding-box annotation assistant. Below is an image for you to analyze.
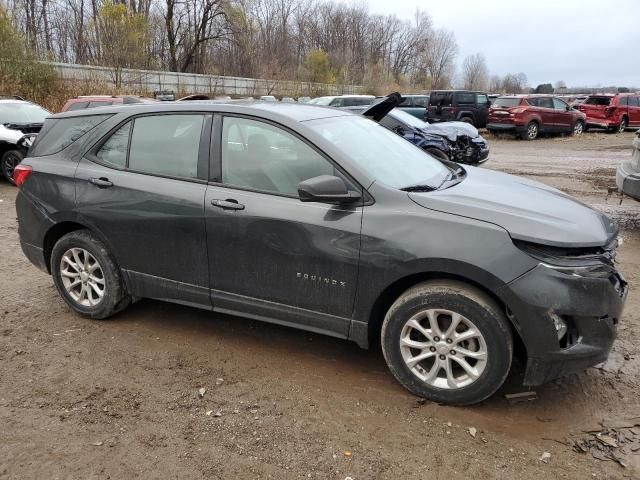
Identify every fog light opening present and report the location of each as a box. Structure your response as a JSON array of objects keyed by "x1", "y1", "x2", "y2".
[{"x1": 551, "y1": 313, "x2": 568, "y2": 342}]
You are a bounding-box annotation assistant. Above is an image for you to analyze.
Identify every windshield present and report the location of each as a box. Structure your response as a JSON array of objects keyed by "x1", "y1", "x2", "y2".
[
  {"x1": 307, "y1": 116, "x2": 450, "y2": 189},
  {"x1": 492, "y1": 98, "x2": 521, "y2": 108},
  {"x1": 389, "y1": 108, "x2": 428, "y2": 128},
  {"x1": 0, "y1": 102, "x2": 50, "y2": 124},
  {"x1": 309, "y1": 97, "x2": 333, "y2": 106}
]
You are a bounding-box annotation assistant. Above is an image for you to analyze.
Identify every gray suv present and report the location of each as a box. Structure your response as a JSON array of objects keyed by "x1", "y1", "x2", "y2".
[{"x1": 15, "y1": 102, "x2": 627, "y2": 405}]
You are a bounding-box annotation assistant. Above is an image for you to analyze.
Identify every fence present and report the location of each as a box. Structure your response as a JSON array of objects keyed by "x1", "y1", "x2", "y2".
[{"x1": 45, "y1": 62, "x2": 364, "y2": 97}]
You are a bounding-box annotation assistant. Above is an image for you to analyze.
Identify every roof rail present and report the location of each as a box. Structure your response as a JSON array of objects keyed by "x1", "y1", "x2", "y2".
[{"x1": 0, "y1": 95, "x2": 25, "y2": 100}]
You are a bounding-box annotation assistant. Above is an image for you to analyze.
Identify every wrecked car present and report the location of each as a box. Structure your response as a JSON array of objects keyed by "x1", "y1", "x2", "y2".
[
  {"x1": 347, "y1": 93, "x2": 489, "y2": 165},
  {"x1": 0, "y1": 97, "x2": 49, "y2": 183},
  {"x1": 616, "y1": 129, "x2": 640, "y2": 200},
  {"x1": 15, "y1": 101, "x2": 627, "y2": 405}
]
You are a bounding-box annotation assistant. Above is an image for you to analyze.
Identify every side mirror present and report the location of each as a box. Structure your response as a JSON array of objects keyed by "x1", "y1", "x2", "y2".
[
  {"x1": 485, "y1": 100, "x2": 492, "y2": 107},
  {"x1": 298, "y1": 175, "x2": 361, "y2": 204},
  {"x1": 566, "y1": 105, "x2": 571, "y2": 111}
]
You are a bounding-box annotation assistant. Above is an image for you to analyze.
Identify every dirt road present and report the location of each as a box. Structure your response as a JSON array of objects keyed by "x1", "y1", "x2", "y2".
[{"x1": 1, "y1": 132, "x2": 639, "y2": 479}]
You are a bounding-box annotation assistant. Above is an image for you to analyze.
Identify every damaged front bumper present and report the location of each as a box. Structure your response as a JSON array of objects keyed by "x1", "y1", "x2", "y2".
[
  {"x1": 497, "y1": 259, "x2": 628, "y2": 386},
  {"x1": 450, "y1": 136, "x2": 490, "y2": 165}
]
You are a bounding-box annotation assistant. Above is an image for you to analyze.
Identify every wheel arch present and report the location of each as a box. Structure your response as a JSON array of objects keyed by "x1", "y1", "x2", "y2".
[{"x1": 362, "y1": 271, "x2": 527, "y2": 361}]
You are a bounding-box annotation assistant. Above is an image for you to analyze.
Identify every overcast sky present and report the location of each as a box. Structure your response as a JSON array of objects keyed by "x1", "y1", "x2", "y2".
[{"x1": 350, "y1": 0, "x2": 639, "y2": 87}]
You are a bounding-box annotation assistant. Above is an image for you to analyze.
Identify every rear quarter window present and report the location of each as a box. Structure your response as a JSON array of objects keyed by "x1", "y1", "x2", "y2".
[
  {"x1": 493, "y1": 98, "x2": 522, "y2": 108},
  {"x1": 29, "y1": 114, "x2": 111, "y2": 157},
  {"x1": 584, "y1": 96, "x2": 611, "y2": 106},
  {"x1": 456, "y1": 92, "x2": 476, "y2": 104}
]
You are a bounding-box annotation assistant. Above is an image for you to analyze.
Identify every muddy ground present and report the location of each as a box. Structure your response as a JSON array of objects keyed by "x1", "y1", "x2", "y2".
[{"x1": 1, "y1": 131, "x2": 639, "y2": 480}]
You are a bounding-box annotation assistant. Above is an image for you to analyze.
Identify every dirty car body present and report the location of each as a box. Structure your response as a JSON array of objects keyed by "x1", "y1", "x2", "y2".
[
  {"x1": 616, "y1": 130, "x2": 640, "y2": 200},
  {"x1": 15, "y1": 101, "x2": 627, "y2": 404}
]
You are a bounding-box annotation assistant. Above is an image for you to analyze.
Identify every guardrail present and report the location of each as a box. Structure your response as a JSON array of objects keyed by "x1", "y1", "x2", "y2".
[{"x1": 45, "y1": 62, "x2": 364, "y2": 97}]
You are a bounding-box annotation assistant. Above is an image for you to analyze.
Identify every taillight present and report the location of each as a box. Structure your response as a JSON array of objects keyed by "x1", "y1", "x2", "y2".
[
  {"x1": 13, "y1": 164, "x2": 32, "y2": 187},
  {"x1": 605, "y1": 106, "x2": 616, "y2": 117},
  {"x1": 510, "y1": 107, "x2": 526, "y2": 114},
  {"x1": 450, "y1": 107, "x2": 458, "y2": 114}
]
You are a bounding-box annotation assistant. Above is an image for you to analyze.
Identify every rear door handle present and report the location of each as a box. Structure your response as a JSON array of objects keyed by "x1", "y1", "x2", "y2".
[
  {"x1": 89, "y1": 177, "x2": 113, "y2": 188},
  {"x1": 211, "y1": 199, "x2": 245, "y2": 210}
]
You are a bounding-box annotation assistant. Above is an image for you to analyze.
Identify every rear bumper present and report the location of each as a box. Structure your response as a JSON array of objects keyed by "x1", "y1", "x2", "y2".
[
  {"x1": 497, "y1": 262, "x2": 627, "y2": 386},
  {"x1": 20, "y1": 240, "x2": 48, "y2": 273},
  {"x1": 616, "y1": 160, "x2": 640, "y2": 200},
  {"x1": 585, "y1": 119, "x2": 617, "y2": 129},
  {"x1": 486, "y1": 122, "x2": 526, "y2": 133}
]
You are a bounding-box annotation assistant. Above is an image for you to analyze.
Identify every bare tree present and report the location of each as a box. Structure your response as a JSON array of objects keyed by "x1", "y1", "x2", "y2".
[
  {"x1": 421, "y1": 28, "x2": 457, "y2": 89},
  {"x1": 461, "y1": 53, "x2": 488, "y2": 90}
]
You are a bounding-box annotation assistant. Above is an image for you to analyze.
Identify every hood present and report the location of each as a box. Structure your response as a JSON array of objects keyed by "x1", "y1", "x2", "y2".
[
  {"x1": 423, "y1": 121, "x2": 478, "y2": 141},
  {"x1": 408, "y1": 167, "x2": 617, "y2": 248},
  {"x1": 361, "y1": 92, "x2": 402, "y2": 121}
]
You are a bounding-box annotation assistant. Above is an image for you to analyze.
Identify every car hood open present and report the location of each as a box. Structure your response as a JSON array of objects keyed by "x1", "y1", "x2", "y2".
[
  {"x1": 408, "y1": 166, "x2": 617, "y2": 248},
  {"x1": 422, "y1": 121, "x2": 479, "y2": 141}
]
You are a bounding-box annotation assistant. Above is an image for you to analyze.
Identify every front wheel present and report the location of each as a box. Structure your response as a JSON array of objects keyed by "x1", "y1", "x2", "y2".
[
  {"x1": 460, "y1": 117, "x2": 475, "y2": 125},
  {"x1": 1, "y1": 149, "x2": 24, "y2": 184},
  {"x1": 51, "y1": 230, "x2": 130, "y2": 319},
  {"x1": 381, "y1": 281, "x2": 513, "y2": 405}
]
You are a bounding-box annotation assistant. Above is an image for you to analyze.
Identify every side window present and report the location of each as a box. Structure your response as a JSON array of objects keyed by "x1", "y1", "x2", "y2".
[
  {"x1": 618, "y1": 97, "x2": 628, "y2": 106},
  {"x1": 399, "y1": 97, "x2": 411, "y2": 106},
  {"x1": 96, "y1": 122, "x2": 131, "y2": 168},
  {"x1": 379, "y1": 116, "x2": 404, "y2": 132},
  {"x1": 221, "y1": 116, "x2": 334, "y2": 196},
  {"x1": 476, "y1": 94, "x2": 488, "y2": 105},
  {"x1": 539, "y1": 97, "x2": 554, "y2": 109},
  {"x1": 128, "y1": 114, "x2": 204, "y2": 179},
  {"x1": 67, "y1": 102, "x2": 88, "y2": 111},
  {"x1": 553, "y1": 98, "x2": 568, "y2": 110},
  {"x1": 527, "y1": 98, "x2": 539, "y2": 107},
  {"x1": 630, "y1": 96, "x2": 640, "y2": 107},
  {"x1": 29, "y1": 114, "x2": 111, "y2": 157},
  {"x1": 414, "y1": 96, "x2": 429, "y2": 107},
  {"x1": 457, "y1": 92, "x2": 476, "y2": 104},
  {"x1": 331, "y1": 98, "x2": 344, "y2": 107}
]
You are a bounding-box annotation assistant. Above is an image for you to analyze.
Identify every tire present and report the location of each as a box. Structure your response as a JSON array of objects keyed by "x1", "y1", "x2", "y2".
[
  {"x1": 425, "y1": 148, "x2": 450, "y2": 162},
  {"x1": 1, "y1": 149, "x2": 24, "y2": 184},
  {"x1": 572, "y1": 120, "x2": 584, "y2": 136},
  {"x1": 618, "y1": 117, "x2": 628, "y2": 133},
  {"x1": 521, "y1": 122, "x2": 539, "y2": 140},
  {"x1": 381, "y1": 280, "x2": 513, "y2": 405},
  {"x1": 460, "y1": 117, "x2": 475, "y2": 126},
  {"x1": 51, "y1": 230, "x2": 130, "y2": 319}
]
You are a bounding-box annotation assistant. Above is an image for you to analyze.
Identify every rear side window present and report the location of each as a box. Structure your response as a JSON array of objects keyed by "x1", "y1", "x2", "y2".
[
  {"x1": 29, "y1": 114, "x2": 111, "y2": 157},
  {"x1": 128, "y1": 115, "x2": 205, "y2": 179},
  {"x1": 430, "y1": 92, "x2": 452, "y2": 106},
  {"x1": 618, "y1": 97, "x2": 628, "y2": 106},
  {"x1": 414, "y1": 96, "x2": 429, "y2": 107},
  {"x1": 96, "y1": 122, "x2": 131, "y2": 168},
  {"x1": 537, "y1": 97, "x2": 553, "y2": 109},
  {"x1": 585, "y1": 96, "x2": 611, "y2": 106},
  {"x1": 476, "y1": 94, "x2": 488, "y2": 104},
  {"x1": 629, "y1": 97, "x2": 640, "y2": 107},
  {"x1": 456, "y1": 92, "x2": 476, "y2": 104}
]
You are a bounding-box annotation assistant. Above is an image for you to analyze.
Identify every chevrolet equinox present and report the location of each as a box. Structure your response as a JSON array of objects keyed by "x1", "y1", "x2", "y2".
[{"x1": 15, "y1": 102, "x2": 628, "y2": 405}]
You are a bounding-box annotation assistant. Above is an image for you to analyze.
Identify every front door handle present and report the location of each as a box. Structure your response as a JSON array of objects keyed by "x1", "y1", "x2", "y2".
[
  {"x1": 211, "y1": 199, "x2": 245, "y2": 210},
  {"x1": 89, "y1": 177, "x2": 113, "y2": 188}
]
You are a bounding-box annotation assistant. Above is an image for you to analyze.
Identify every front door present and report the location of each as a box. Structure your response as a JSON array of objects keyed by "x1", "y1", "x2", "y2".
[
  {"x1": 75, "y1": 112, "x2": 212, "y2": 306},
  {"x1": 205, "y1": 115, "x2": 363, "y2": 337}
]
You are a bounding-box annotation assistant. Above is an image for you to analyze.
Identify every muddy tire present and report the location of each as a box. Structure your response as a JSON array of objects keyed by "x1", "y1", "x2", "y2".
[
  {"x1": 521, "y1": 122, "x2": 539, "y2": 140},
  {"x1": 1, "y1": 149, "x2": 24, "y2": 184},
  {"x1": 425, "y1": 148, "x2": 450, "y2": 162},
  {"x1": 51, "y1": 230, "x2": 130, "y2": 319},
  {"x1": 381, "y1": 280, "x2": 513, "y2": 405}
]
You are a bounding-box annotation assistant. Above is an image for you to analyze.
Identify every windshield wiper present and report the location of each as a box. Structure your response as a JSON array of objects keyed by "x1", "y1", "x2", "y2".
[{"x1": 400, "y1": 184, "x2": 438, "y2": 192}]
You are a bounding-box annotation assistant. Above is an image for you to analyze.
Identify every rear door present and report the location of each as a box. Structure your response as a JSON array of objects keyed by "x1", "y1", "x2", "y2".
[
  {"x1": 427, "y1": 92, "x2": 452, "y2": 122},
  {"x1": 75, "y1": 112, "x2": 212, "y2": 307},
  {"x1": 474, "y1": 93, "x2": 490, "y2": 127},
  {"x1": 204, "y1": 114, "x2": 363, "y2": 337},
  {"x1": 536, "y1": 97, "x2": 556, "y2": 130}
]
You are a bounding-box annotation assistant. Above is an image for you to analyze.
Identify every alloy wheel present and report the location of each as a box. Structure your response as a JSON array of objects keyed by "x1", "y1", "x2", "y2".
[
  {"x1": 2, "y1": 152, "x2": 21, "y2": 184},
  {"x1": 527, "y1": 123, "x2": 538, "y2": 139},
  {"x1": 399, "y1": 309, "x2": 488, "y2": 389},
  {"x1": 618, "y1": 118, "x2": 628, "y2": 133},
  {"x1": 60, "y1": 248, "x2": 106, "y2": 307},
  {"x1": 573, "y1": 121, "x2": 584, "y2": 136}
]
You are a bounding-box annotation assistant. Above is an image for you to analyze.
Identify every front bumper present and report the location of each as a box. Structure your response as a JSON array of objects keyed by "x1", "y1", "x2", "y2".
[
  {"x1": 450, "y1": 136, "x2": 490, "y2": 165},
  {"x1": 497, "y1": 262, "x2": 628, "y2": 386}
]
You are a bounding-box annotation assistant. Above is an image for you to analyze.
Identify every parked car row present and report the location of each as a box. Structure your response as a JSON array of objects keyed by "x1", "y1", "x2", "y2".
[{"x1": 13, "y1": 98, "x2": 627, "y2": 406}]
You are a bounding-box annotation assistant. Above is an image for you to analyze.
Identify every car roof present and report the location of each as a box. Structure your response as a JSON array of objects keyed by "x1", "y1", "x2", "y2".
[
  {"x1": 0, "y1": 99, "x2": 30, "y2": 104},
  {"x1": 51, "y1": 100, "x2": 354, "y2": 123}
]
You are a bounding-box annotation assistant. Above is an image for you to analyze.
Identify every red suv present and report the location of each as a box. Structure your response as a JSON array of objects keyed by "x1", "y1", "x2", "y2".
[
  {"x1": 577, "y1": 93, "x2": 640, "y2": 133},
  {"x1": 487, "y1": 95, "x2": 586, "y2": 140}
]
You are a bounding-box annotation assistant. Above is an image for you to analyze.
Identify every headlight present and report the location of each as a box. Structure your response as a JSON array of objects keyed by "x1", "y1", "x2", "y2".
[{"x1": 514, "y1": 239, "x2": 618, "y2": 278}]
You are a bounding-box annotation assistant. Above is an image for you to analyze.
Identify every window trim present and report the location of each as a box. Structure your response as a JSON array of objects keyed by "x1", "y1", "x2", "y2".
[
  {"x1": 211, "y1": 112, "x2": 367, "y2": 201},
  {"x1": 86, "y1": 111, "x2": 212, "y2": 184}
]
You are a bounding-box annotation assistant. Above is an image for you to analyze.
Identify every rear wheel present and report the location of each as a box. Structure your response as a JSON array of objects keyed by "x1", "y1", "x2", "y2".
[
  {"x1": 618, "y1": 117, "x2": 628, "y2": 133},
  {"x1": 51, "y1": 230, "x2": 130, "y2": 319},
  {"x1": 460, "y1": 117, "x2": 475, "y2": 126},
  {"x1": 1, "y1": 149, "x2": 24, "y2": 184},
  {"x1": 381, "y1": 280, "x2": 513, "y2": 405},
  {"x1": 572, "y1": 120, "x2": 584, "y2": 136},
  {"x1": 522, "y1": 122, "x2": 539, "y2": 140},
  {"x1": 425, "y1": 148, "x2": 450, "y2": 162}
]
